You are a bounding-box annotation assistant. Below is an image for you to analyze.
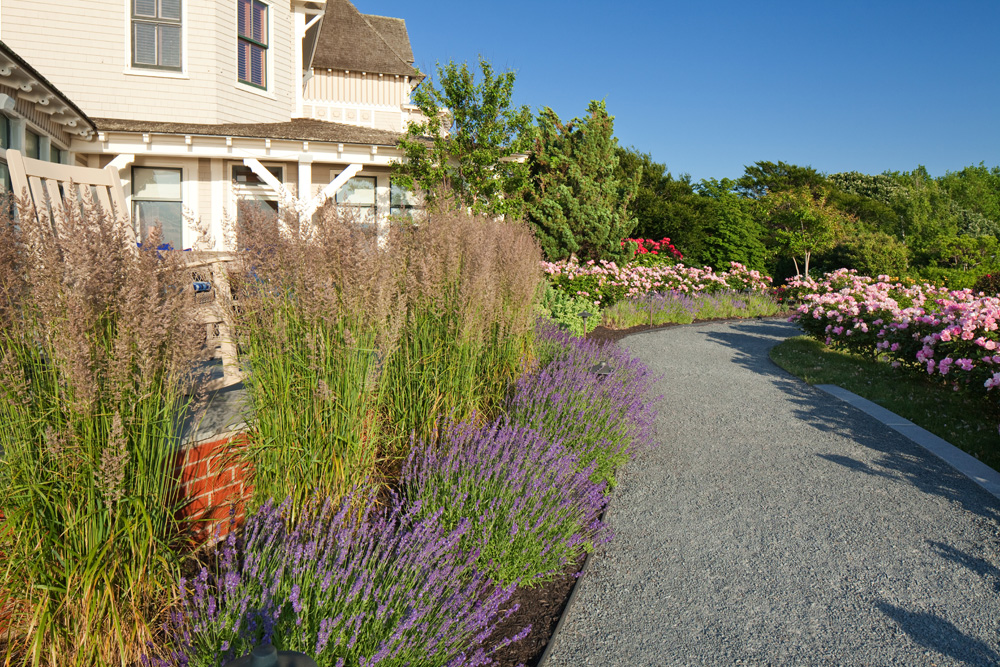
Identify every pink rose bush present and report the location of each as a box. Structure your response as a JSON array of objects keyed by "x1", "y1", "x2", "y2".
[
  {"x1": 791, "y1": 268, "x2": 1000, "y2": 396},
  {"x1": 542, "y1": 259, "x2": 773, "y2": 307}
]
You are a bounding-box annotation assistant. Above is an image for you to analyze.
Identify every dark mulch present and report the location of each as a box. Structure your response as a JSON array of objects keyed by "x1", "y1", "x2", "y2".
[{"x1": 486, "y1": 553, "x2": 587, "y2": 667}]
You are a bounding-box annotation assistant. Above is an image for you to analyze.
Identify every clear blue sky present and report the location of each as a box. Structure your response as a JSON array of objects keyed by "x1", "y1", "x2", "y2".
[{"x1": 353, "y1": 0, "x2": 999, "y2": 183}]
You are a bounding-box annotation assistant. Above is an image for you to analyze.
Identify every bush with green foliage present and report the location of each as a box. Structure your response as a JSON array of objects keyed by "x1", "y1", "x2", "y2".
[
  {"x1": 394, "y1": 56, "x2": 534, "y2": 219},
  {"x1": 525, "y1": 100, "x2": 638, "y2": 261},
  {"x1": 537, "y1": 283, "x2": 601, "y2": 335},
  {"x1": 972, "y1": 272, "x2": 1000, "y2": 296}
]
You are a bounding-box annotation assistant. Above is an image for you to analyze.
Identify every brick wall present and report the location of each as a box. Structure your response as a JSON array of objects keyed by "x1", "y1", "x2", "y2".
[{"x1": 176, "y1": 432, "x2": 253, "y2": 543}]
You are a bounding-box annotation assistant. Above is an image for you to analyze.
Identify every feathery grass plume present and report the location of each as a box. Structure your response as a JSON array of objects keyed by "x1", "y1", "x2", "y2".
[
  {"x1": 0, "y1": 190, "x2": 203, "y2": 666},
  {"x1": 153, "y1": 494, "x2": 528, "y2": 666},
  {"x1": 232, "y1": 201, "x2": 404, "y2": 514},
  {"x1": 506, "y1": 321, "x2": 660, "y2": 489},
  {"x1": 231, "y1": 190, "x2": 544, "y2": 512},
  {"x1": 403, "y1": 416, "x2": 609, "y2": 587}
]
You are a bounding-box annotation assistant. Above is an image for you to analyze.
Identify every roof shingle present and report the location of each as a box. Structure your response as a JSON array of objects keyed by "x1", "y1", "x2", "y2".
[
  {"x1": 91, "y1": 117, "x2": 403, "y2": 147},
  {"x1": 310, "y1": 0, "x2": 420, "y2": 78}
]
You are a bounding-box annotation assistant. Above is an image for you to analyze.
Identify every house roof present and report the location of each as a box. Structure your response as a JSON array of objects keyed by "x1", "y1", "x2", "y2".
[
  {"x1": 0, "y1": 40, "x2": 96, "y2": 138},
  {"x1": 311, "y1": 0, "x2": 420, "y2": 78},
  {"x1": 91, "y1": 117, "x2": 403, "y2": 147}
]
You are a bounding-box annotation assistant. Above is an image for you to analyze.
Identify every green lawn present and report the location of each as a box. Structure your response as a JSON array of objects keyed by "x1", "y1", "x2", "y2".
[{"x1": 770, "y1": 336, "x2": 1000, "y2": 472}]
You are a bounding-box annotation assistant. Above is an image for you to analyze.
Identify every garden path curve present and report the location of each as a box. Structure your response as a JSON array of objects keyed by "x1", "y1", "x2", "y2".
[{"x1": 543, "y1": 319, "x2": 1000, "y2": 667}]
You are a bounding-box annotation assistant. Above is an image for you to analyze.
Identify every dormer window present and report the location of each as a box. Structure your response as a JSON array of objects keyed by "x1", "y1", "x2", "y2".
[
  {"x1": 132, "y1": 0, "x2": 182, "y2": 70},
  {"x1": 237, "y1": 0, "x2": 268, "y2": 88}
]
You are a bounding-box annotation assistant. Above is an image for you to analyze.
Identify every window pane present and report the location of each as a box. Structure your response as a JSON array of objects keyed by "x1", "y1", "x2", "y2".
[
  {"x1": 337, "y1": 177, "x2": 376, "y2": 206},
  {"x1": 135, "y1": 201, "x2": 183, "y2": 249},
  {"x1": 134, "y1": 22, "x2": 157, "y2": 65},
  {"x1": 24, "y1": 131, "x2": 39, "y2": 159},
  {"x1": 160, "y1": 24, "x2": 181, "y2": 68},
  {"x1": 50, "y1": 147, "x2": 64, "y2": 164},
  {"x1": 232, "y1": 164, "x2": 281, "y2": 184},
  {"x1": 134, "y1": 167, "x2": 181, "y2": 200},
  {"x1": 237, "y1": 0, "x2": 250, "y2": 38},
  {"x1": 0, "y1": 116, "x2": 9, "y2": 150},
  {"x1": 390, "y1": 182, "x2": 419, "y2": 207},
  {"x1": 0, "y1": 162, "x2": 10, "y2": 194},
  {"x1": 252, "y1": 1, "x2": 267, "y2": 44},
  {"x1": 159, "y1": 0, "x2": 181, "y2": 21},
  {"x1": 134, "y1": 0, "x2": 156, "y2": 18},
  {"x1": 249, "y1": 44, "x2": 265, "y2": 86}
]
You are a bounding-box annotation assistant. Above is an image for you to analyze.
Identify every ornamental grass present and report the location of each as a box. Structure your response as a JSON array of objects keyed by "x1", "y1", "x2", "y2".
[
  {"x1": 231, "y1": 199, "x2": 543, "y2": 514},
  {"x1": 0, "y1": 196, "x2": 204, "y2": 666}
]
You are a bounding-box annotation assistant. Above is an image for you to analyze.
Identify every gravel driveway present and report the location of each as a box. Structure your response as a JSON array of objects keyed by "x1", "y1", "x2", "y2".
[{"x1": 542, "y1": 319, "x2": 1000, "y2": 667}]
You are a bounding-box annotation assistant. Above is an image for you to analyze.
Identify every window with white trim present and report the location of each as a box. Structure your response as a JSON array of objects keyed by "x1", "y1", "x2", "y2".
[
  {"x1": 390, "y1": 180, "x2": 419, "y2": 218},
  {"x1": 237, "y1": 0, "x2": 268, "y2": 88},
  {"x1": 24, "y1": 130, "x2": 40, "y2": 159},
  {"x1": 336, "y1": 176, "x2": 376, "y2": 225},
  {"x1": 132, "y1": 0, "x2": 182, "y2": 71},
  {"x1": 133, "y1": 166, "x2": 183, "y2": 249}
]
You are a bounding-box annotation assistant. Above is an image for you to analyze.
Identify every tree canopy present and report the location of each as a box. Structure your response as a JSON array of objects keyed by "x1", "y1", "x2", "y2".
[
  {"x1": 524, "y1": 101, "x2": 638, "y2": 261},
  {"x1": 393, "y1": 56, "x2": 534, "y2": 219}
]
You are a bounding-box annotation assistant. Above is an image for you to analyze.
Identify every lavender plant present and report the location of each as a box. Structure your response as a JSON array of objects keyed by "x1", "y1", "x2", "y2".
[
  {"x1": 402, "y1": 417, "x2": 608, "y2": 587},
  {"x1": 601, "y1": 289, "x2": 781, "y2": 329},
  {"x1": 506, "y1": 323, "x2": 659, "y2": 488},
  {"x1": 0, "y1": 196, "x2": 202, "y2": 665},
  {"x1": 155, "y1": 495, "x2": 528, "y2": 667}
]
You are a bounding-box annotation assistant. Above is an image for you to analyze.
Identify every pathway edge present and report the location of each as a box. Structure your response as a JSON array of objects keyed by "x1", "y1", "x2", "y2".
[{"x1": 815, "y1": 384, "x2": 1000, "y2": 501}]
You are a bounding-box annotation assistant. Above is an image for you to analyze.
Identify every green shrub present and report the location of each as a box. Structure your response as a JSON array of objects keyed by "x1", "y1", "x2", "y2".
[
  {"x1": 972, "y1": 272, "x2": 1000, "y2": 296},
  {"x1": 537, "y1": 283, "x2": 601, "y2": 335},
  {"x1": 909, "y1": 266, "x2": 978, "y2": 290}
]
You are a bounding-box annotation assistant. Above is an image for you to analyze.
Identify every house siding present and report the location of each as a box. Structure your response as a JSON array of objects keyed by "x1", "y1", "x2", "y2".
[{"x1": 0, "y1": 0, "x2": 294, "y2": 125}]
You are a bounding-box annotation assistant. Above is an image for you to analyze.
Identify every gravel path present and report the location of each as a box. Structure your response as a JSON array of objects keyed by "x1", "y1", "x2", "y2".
[{"x1": 543, "y1": 319, "x2": 1000, "y2": 667}]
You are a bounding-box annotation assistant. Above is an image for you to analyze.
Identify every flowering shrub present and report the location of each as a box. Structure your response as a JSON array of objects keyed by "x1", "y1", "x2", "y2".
[
  {"x1": 542, "y1": 259, "x2": 772, "y2": 308},
  {"x1": 154, "y1": 495, "x2": 525, "y2": 667},
  {"x1": 621, "y1": 237, "x2": 684, "y2": 265},
  {"x1": 791, "y1": 268, "x2": 1000, "y2": 397},
  {"x1": 403, "y1": 418, "x2": 608, "y2": 587},
  {"x1": 506, "y1": 323, "x2": 659, "y2": 488}
]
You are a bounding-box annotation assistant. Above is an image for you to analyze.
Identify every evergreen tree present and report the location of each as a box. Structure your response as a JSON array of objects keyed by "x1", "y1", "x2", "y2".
[{"x1": 524, "y1": 101, "x2": 638, "y2": 261}]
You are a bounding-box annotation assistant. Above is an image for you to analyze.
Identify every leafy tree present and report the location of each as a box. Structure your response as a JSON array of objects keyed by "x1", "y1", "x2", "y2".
[
  {"x1": 829, "y1": 231, "x2": 910, "y2": 278},
  {"x1": 615, "y1": 147, "x2": 714, "y2": 261},
  {"x1": 760, "y1": 187, "x2": 850, "y2": 277},
  {"x1": 394, "y1": 56, "x2": 534, "y2": 218},
  {"x1": 695, "y1": 178, "x2": 767, "y2": 271},
  {"x1": 524, "y1": 101, "x2": 638, "y2": 261},
  {"x1": 736, "y1": 160, "x2": 826, "y2": 199},
  {"x1": 938, "y1": 163, "x2": 1000, "y2": 226}
]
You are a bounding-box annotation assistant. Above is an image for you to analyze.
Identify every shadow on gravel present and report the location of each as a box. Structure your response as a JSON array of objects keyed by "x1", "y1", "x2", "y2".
[
  {"x1": 928, "y1": 541, "x2": 1000, "y2": 592},
  {"x1": 701, "y1": 321, "x2": 1000, "y2": 524},
  {"x1": 875, "y1": 600, "x2": 1000, "y2": 666}
]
